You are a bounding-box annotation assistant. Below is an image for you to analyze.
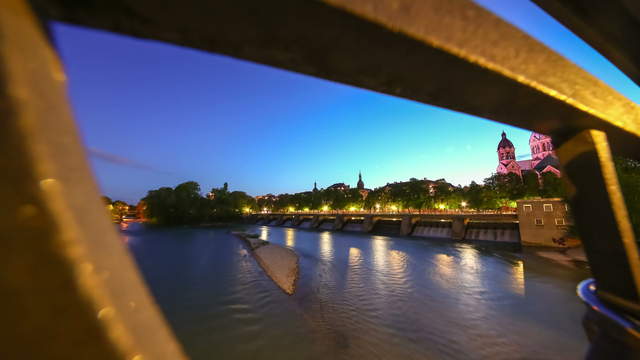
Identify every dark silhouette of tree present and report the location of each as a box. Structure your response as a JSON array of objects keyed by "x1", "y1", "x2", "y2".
[{"x1": 615, "y1": 157, "x2": 640, "y2": 236}]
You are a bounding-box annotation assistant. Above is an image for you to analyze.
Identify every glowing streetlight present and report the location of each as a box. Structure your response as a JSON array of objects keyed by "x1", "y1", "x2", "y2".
[
  {"x1": 375, "y1": 203, "x2": 381, "y2": 211},
  {"x1": 303, "y1": 207, "x2": 310, "y2": 212},
  {"x1": 461, "y1": 201, "x2": 468, "y2": 208},
  {"x1": 390, "y1": 205, "x2": 398, "y2": 212},
  {"x1": 288, "y1": 206, "x2": 295, "y2": 212},
  {"x1": 438, "y1": 204, "x2": 446, "y2": 210},
  {"x1": 322, "y1": 205, "x2": 330, "y2": 212},
  {"x1": 349, "y1": 206, "x2": 356, "y2": 211}
]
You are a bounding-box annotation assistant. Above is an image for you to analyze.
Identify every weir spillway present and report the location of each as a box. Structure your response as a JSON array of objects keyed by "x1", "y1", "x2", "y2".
[{"x1": 247, "y1": 212, "x2": 520, "y2": 245}]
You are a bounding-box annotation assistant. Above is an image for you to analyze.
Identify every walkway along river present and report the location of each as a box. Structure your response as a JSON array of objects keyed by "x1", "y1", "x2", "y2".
[{"x1": 123, "y1": 223, "x2": 589, "y2": 360}]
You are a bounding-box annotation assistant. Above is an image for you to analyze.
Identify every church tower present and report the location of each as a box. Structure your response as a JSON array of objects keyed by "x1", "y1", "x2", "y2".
[
  {"x1": 529, "y1": 132, "x2": 556, "y2": 166},
  {"x1": 357, "y1": 171, "x2": 365, "y2": 190},
  {"x1": 496, "y1": 131, "x2": 522, "y2": 177}
]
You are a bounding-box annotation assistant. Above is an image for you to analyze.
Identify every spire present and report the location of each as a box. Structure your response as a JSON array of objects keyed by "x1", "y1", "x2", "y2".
[
  {"x1": 313, "y1": 181, "x2": 318, "y2": 192},
  {"x1": 357, "y1": 171, "x2": 364, "y2": 190},
  {"x1": 501, "y1": 131, "x2": 506, "y2": 138}
]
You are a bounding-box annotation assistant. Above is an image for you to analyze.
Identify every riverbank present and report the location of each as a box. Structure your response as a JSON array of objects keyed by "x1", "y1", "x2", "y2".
[{"x1": 233, "y1": 231, "x2": 298, "y2": 295}]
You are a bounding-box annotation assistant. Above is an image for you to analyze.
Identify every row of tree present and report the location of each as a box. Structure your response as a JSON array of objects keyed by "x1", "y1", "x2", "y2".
[
  {"x1": 111, "y1": 157, "x2": 639, "y2": 229},
  {"x1": 258, "y1": 172, "x2": 566, "y2": 212},
  {"x1": 142, "y1": 182, "x2": 255, "y2": 225}
]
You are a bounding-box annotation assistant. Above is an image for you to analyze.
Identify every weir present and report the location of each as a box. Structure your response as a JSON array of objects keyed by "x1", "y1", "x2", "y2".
[{"x1": 247, "y1": 212, "x2": 520, "y2": 244}]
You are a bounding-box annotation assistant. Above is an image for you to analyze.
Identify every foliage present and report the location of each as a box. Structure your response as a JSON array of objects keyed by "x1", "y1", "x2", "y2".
[
  {"x1": 143, "y1": 181, "x2": 257, "y2": 226},
  {"x1": 615, "y1": 157, "x2": 640, "y2": 236},
  {"x1": 261, "y1": 172, "x2": 566, "y2": 212}
]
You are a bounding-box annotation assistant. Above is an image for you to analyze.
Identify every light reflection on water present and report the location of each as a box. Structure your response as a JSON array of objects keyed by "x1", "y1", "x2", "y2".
[
  {"x1": 126, "y1": 224, "x2": 589, "y2": 360},
  {"x1": 512, "y1": 260, "x2": 525, "y2": 296},
  {"x1": 319, "y1": 231, "x2": 333, "y2": 262},
  {"x1": 285, "y1": 228, "x2": 295, "y2": 247}
]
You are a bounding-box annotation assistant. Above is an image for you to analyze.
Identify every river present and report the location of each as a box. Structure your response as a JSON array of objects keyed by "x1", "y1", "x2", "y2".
[{"x1": 123, "y1": 224, "x2": 589, "y2": 359}]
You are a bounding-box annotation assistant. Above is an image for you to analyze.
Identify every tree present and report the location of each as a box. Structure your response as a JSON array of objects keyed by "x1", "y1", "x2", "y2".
[
  {"x1": 539, "y1": 172, "x2": 565, "y2": 198},
  {"x1": 101, "y1": 196, "x2": 113, "y2": 205},
  {"x1": 615, "y1": 157, "x2": 640, "y2": 236},
  {"x1": 112, "y1": 200, "x2": 129, "y2": 220},
  {"x1": 522, "y1": 172, "x2": 540, "y2": 198}
]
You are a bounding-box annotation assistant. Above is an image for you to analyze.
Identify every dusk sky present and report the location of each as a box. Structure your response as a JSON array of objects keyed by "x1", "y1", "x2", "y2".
[{"x1": 52, "y1": 0, "x2": 639, "y2": 204}]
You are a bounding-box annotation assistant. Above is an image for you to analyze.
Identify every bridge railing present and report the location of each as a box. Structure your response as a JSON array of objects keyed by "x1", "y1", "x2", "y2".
[
  {"x1": 253, "y1": 209, "x2": 517, "y2": 216},
  {"x1": 3, "y1": 0, "x2": 639, "y2": 358}
]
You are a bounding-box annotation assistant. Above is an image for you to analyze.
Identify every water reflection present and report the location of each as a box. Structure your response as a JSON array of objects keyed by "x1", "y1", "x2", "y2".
[
  {"x1": 349, "y1": 247, "x2": 362, "y2": 267},
  {"x1": 285, "y1": 228, "x2": 295, "y2": 247},
  {"x1": 319, "y1": 231, "x2": 333, "y2": 261},
  {"x1": 260, "y1": 226, "x2": 269, "y2": 241},
  {"x1": 434, "y1": 253, "x2": 454, "y2": 286},
  {"x1": 459, "y1": 246, "x2": 482, "y2": 289},
  {"x1": 511, "y1": 260, "x2": 525, "y2": 296},
  {"x1": 388, "y1": 249, "x2": 408, "y2": 275},
  {"x1": 371, "y1": 235, "x2": 389, "y2": 273},
  {"x1": 127, "y1": 226, "x2": 589, "y2": 360}
]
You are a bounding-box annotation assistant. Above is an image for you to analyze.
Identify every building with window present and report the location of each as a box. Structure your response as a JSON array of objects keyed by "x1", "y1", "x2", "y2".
[{"x1": 516, "y1": 198, "x2": 571, "y2": 246}]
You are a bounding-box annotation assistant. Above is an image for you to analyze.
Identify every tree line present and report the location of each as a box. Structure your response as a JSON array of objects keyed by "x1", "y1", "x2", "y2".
[
  {"x1": 258, "y1": 172, "x2": 566, "y2": 212},
  {"x1": 142, "y1": 181, "x2": 255, "y2": 225},
  {"x1": 107, "y1": 157, "x2": 639, "y2": 230}
]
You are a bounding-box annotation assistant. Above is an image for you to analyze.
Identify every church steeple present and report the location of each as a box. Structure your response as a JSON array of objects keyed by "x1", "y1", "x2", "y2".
[
  {"x1": 313, "y1": 181, "x2": 318, "y2": 192},
  {"x1": 357, "y1": 171, "x2": 364, "y2": 190}
]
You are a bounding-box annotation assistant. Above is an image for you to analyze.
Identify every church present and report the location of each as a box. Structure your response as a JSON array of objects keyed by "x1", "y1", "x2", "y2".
[{"x1": 496, "y1": 131, "x2": 561, "y2": 178}]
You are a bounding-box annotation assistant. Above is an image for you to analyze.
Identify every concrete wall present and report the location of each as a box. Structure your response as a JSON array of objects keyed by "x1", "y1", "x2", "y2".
[{"x1": 516, "y1": 198, "x2": 571, "y2": 246}]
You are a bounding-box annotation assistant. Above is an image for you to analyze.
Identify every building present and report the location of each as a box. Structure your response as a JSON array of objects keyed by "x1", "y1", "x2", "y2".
[
  {"x1": 327, "y1": 182, "x2": 349, "y2": 191},
  {"x1": 496, "y1": 131, "x2": 561, "y2": 178},
  {"x1": 356, "y1": 172, "x2": 369, "y2": 199},
  {"x1": 516, "y1": 198, "x2": 572, "y2": 247}
]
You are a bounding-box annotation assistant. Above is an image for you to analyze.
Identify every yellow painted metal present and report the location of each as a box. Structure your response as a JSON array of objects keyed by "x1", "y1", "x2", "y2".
[{"x1": 0, "y1": 0, "x2": 186, "y2": 358}]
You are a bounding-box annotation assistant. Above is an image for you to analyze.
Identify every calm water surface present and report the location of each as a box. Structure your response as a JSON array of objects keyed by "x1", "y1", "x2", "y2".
[{"x1": 124, "y1": 224, "x2": 589, "y2": 359}]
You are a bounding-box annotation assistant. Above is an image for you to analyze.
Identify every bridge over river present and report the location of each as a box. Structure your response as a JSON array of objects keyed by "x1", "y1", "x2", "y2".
[{"x1": 247, "y1": 211, "x2": 520, "y2": 245}]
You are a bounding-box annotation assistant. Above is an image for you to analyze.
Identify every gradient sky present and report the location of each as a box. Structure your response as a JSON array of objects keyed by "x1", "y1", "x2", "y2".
[{"x1": 51, "y1": 0, "x2": 639, "y2": 204}]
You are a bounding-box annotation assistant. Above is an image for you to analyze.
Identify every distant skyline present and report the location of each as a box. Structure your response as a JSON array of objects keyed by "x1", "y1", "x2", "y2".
[{"x1": 52, "y1": 1, "x2": 639, "y2": 203}]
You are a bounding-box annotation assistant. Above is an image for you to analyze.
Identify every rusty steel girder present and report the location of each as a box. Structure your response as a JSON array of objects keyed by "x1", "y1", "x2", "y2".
[{"x1": 2, "y1": 0, "x2": 640, "y2": 358}]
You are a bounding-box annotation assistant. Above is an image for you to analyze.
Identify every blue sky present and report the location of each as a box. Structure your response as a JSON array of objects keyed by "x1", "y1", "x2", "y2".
[{"x1": 52, "y1": 0, "x2": 639, "y2": 203}]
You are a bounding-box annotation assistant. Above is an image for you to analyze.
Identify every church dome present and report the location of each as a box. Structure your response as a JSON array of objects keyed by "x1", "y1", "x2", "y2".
[{"x1": 497, "y1": 131, "x2": 514, "y2": 150}]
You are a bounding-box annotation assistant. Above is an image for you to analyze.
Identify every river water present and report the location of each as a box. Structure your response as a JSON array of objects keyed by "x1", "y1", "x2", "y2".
[{"x1": 124, "y1": 224, "x2": 589, "y2": 359}]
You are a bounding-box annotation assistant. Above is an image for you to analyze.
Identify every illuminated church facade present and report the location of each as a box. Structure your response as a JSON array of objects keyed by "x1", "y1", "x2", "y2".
[{"x1": 496, "y1": 131, "x2": 561, "y2": 178}]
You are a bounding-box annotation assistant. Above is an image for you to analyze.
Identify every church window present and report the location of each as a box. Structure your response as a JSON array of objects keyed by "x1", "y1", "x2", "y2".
[{"x1": 543, "y1": 204, "x2": 553, "y2": 212}]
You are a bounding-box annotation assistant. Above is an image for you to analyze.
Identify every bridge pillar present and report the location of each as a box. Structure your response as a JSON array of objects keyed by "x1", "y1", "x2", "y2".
[
  {"x1": 363, "y1": 215, "x2": 375, "y2": 232},
  {"x1": 311, "y1": 215, "x2": 321, "y2": 228},
  {"x1": 400, "y1": 215, "x2": 413, "y2": 236},
  {"x1": 275, "y1": 215, "x2": 286, "y2": 225},
  {"x1": 333, "y1": 215, "x2": 345, "y2": 230},
  {"x1": 451, "y1": 217, "x2": 468, "y2": 240}
]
